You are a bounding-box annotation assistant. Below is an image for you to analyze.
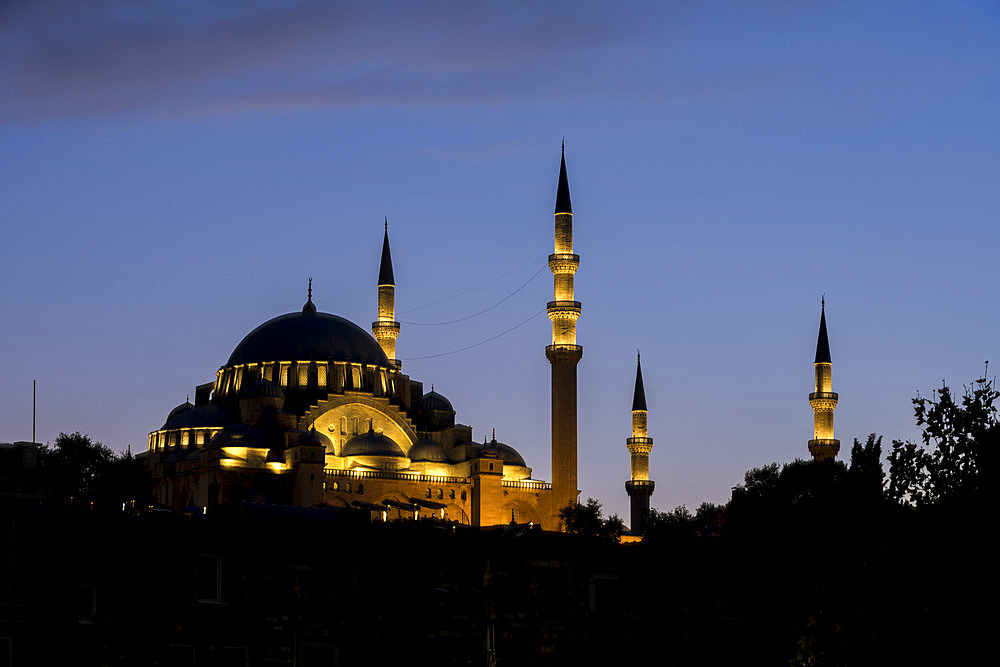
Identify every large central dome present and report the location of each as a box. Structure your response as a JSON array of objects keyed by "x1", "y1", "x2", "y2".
[{"x1": 227, "y1": 310, "x2": 390, "y2": 367}]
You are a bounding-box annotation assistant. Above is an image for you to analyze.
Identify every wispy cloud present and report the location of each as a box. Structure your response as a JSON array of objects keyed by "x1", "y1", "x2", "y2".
[{"x1": 0, "y1": 0, "x2": 645, "y2": 122}]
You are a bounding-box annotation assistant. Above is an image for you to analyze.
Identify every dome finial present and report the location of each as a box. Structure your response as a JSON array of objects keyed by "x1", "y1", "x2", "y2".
[
  {"x1": 303, "y1": 278, "x2": 317, "y2": 313},
  {"x1": 302, "y1": 278, "x2": 316, "y2": 313},
  {"x1": 491, "y1": 428, "x2": 496, "y2": 443}
]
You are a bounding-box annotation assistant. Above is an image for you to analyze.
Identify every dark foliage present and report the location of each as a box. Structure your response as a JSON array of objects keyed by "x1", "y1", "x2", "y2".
[
  {"x1": 887, "y1": 374, "x2": 996, "y2": 505},
  {"x1": 37, "y1": 432, "x2": 152, "y2": 511},
  {"x1": 558, "y1": 497, "x2": 623, "y2": 541}
]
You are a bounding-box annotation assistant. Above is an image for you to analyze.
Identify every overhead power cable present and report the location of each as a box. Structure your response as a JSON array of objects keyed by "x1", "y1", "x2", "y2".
[
  {"x1": 398, "y1": 263, "x2": 547, "y2": 326},
  {"x1": 399, "y1": 257, "x2": 546, "y2": 316},
  {"x1": 399, "y1": 309, "x2": 547, "y2": 361}
]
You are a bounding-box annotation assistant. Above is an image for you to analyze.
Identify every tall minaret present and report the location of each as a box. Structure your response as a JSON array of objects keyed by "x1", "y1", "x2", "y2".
[
  {"x1": 808, "y1": 298, "x2": 839, "y2": 461},
  {"x1": 546, "y1": 142, "x2": 583, "y2": 527},
  {"x1": 625, "y1": 352, "x2": 655, "y2": 534},
  {"x1": 372, "y1": 219, "x2": 401, "y2": 368}
]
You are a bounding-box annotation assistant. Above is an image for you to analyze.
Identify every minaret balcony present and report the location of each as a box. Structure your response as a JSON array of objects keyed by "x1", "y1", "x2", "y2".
[
  {"x1": 626, "y1": 436, "x2": 653, "y2": 455},
  {"x1": 548, "y1": 253, "x2": 580, "y2": 274},
  {"x1": 545, "y1": 344, "x2": 583, "y2": 364},
  {"x1": 372, "y1": 321, "x2": 400, "y2": 335},
  {"x1": 625, "y1": 479, "x2": 655, "y2": 496},
  {"x1": 809, "y1": 392, "x2": 838, "y2": 400},
  {"x1": 546, "y1": 300, "x2": 582, "y2": 315}
]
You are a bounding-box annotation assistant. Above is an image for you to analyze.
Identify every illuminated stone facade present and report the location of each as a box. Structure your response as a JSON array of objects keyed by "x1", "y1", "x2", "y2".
[
  {"x1": 547, "y1": 144, "x2": 582, "y2": 526},
  {"x1": 142, "y1": 152, "x2": 589, "y2": 529},
  {"x1": 625, "y1": 353, "x2": 654, "y2": 533},
  {"x1": 808, "y1": 299, "x2": 840, "y2": 462}
]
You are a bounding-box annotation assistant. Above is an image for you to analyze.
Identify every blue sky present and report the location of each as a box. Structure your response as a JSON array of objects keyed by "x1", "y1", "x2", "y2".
[{"x1": 2, "y1": 0, "x2": 998, "y2": 520}]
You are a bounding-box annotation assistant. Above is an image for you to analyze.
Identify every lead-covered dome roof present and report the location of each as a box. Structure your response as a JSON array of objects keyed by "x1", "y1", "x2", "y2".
[
  {"x1": 417, "y1": 390, "x2": 454, "y2": 413},
  {"x1": 480, "y1": 436, "x2": 527, "y2": 468},
  {"x1": 227, "y1": 310, "x2": 389, "y2": 367},
  {"x1": 341, "y1": 428, "x2": 405, "y2": 458},
  {"x1": 160, "y1": 402, "x2": 231, "y2": 430},
  {"x1": 408, "y1": 438, "x2": 448, "y2": 463}
]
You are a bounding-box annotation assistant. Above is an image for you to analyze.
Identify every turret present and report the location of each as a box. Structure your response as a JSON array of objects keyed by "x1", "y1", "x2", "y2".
[
  {"x1": 546, "y1": 142, "x2": 583, "y2": 528},
  {"x1": 625, "y1": 352, "x2": 654, "y2": 533},
  {"x1": 808, "y1": 298, "x2": 840, "y2": 461},
  {"x1": 372, "y1": 219, "x2": 401, "y2": 368}
]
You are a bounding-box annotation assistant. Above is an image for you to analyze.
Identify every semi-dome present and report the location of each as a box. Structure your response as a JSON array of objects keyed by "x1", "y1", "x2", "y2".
[
  {"x1": 161, "y1": 402, "x2": 231, "y2": 430},
  {"x1": 341, "y1": 428, "x2": 405, "y2": 458},
  {"x1": 227, "y1": 310, "x2": 390, "y2": 367},
  {"x1": 160, "y1": 401, "x2": 192, "y2": 429},
  {"x1": 408, "y1": 438, "x2": 448, "y2": 463},
  {"x1": 480, "y1": 436, "x2": 527, "y2": 468}
]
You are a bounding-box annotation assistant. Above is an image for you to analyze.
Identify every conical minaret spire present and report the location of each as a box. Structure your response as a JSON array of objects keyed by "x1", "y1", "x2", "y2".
[
  {"x1": 372, "y1": 219, "x2": 401, "y2": 368},
  {"x1": 808, "y1": 298, "x2": 839, "y2": 461},
  {"x1": 546, "y1": 142, "x2": 583, "y2": 529},
  {"x1": 625, "y1": 352, "x2": 654, "y2": 534}
]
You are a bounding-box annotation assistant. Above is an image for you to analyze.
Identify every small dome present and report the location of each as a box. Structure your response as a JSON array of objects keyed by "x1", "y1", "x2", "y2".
[
  {"x1": 161, "y1": 404, "x2": 232, "y2": 430},
  {"x1": 479, "y1": 436, "x2": 527, "y2": 468},
  {"x1": 209, "y1": 424, "x2": 269, "y2": 449},
  {"x1": 408, "y1": 438, "x2": 448, "y2": 463},
  {"x1": 342, "y1": 428, "x2": 405, "y2": 458},
  {"x1": 298, "y1": 428, "x2": 332, "y2": 449},
  {"x1": 417, "y1": 390, "x2": 454, "y2": 413},
  {"x1": 241, "y1": 378, "x2": 285, "y2": 400}
]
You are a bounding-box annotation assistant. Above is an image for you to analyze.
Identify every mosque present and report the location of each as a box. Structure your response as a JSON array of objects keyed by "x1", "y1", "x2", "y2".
[{"x1": 142, "y1": 148, "x2": 840, "y2": 532}]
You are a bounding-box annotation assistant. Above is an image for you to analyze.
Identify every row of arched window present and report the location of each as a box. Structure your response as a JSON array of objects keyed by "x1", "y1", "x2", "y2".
[
  {"x1": 148, "y1": 428, "x2": 221, "y2": 451},
  {"x1": 327, "y1": 481, "x2": 364, "y2": 494},
  {"x1": 425, "y1": 488, "x2": 465, "y2": 501},
  {"x1": 215, "y1": 362, "x2": 394, "y2": 398}
]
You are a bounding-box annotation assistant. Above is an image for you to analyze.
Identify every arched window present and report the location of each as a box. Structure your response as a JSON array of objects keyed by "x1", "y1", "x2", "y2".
[
  {"x1": 449, "y1": 489, "x2": 455, "y2": 500},
  {"x1": 346, "y1": 482, "x2": 352, "y2": 493},
  {"x1": 332, "y1": 481, "x2": 339, "y2": 491},
  {"x1": 357, "y1": 483, "x2": 364, "y2": 495},
  {"x1": 460, "y1": 490, "x2": 467, "y2": 501},
  {"x1": 425, "y1": 487, "x2": 432, "y2": 498},
  {"x1": 437, "y1": 489, "x2": 444, "y2": 500}
]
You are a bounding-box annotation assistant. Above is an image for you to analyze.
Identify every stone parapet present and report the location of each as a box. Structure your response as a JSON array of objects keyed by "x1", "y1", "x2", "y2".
[
  {"x1": 548, "y1": 253, "x2": 580, "y2": 274},
  {"x1": 625, "y1": 479, "x2": 655, "y2": 497},
  {"x1": 808, "y1": 438, "x2": 841, "y2": 462},
  {"x1": 545, "y1": 345, "x2": 583, "y2": 364}
]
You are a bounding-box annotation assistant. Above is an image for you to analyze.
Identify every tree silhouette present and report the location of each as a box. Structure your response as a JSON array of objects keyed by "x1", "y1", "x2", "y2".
[
  {"x1": 559, "y1": 497, "x2": 623, "y2": 541},
  {"x1": 887, "y1": 374, "x2": 996, "y2": 505}
]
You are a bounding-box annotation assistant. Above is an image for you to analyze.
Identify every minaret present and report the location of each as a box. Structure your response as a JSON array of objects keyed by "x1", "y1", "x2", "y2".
[
  {"x1": 372, "y1": 219, "x2": 401, "y2": 368},
  {"x1": 546, "y1": 142, "x2": 583, "y2": 527},
  {"x1": 808, "y1": 298, "x2": 839, "y2": 461},
  {"x1": 625, "y1": 352, "x2": 655, "y2": 533}
]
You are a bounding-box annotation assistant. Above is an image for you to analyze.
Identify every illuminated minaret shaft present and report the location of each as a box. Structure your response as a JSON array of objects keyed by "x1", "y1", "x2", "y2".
[
  {"x1": 625, "y1": 353, "x2": 654, "y2": 533},
  {"x1": 546, "y1": 143, "x2": 583, "y2": 528},
  {"x1": 372, "y1": 220, "x2": 401, "y2": 368},
  {"x1": 808, "y1": 298, "x2": 839, "y2": 461}
]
